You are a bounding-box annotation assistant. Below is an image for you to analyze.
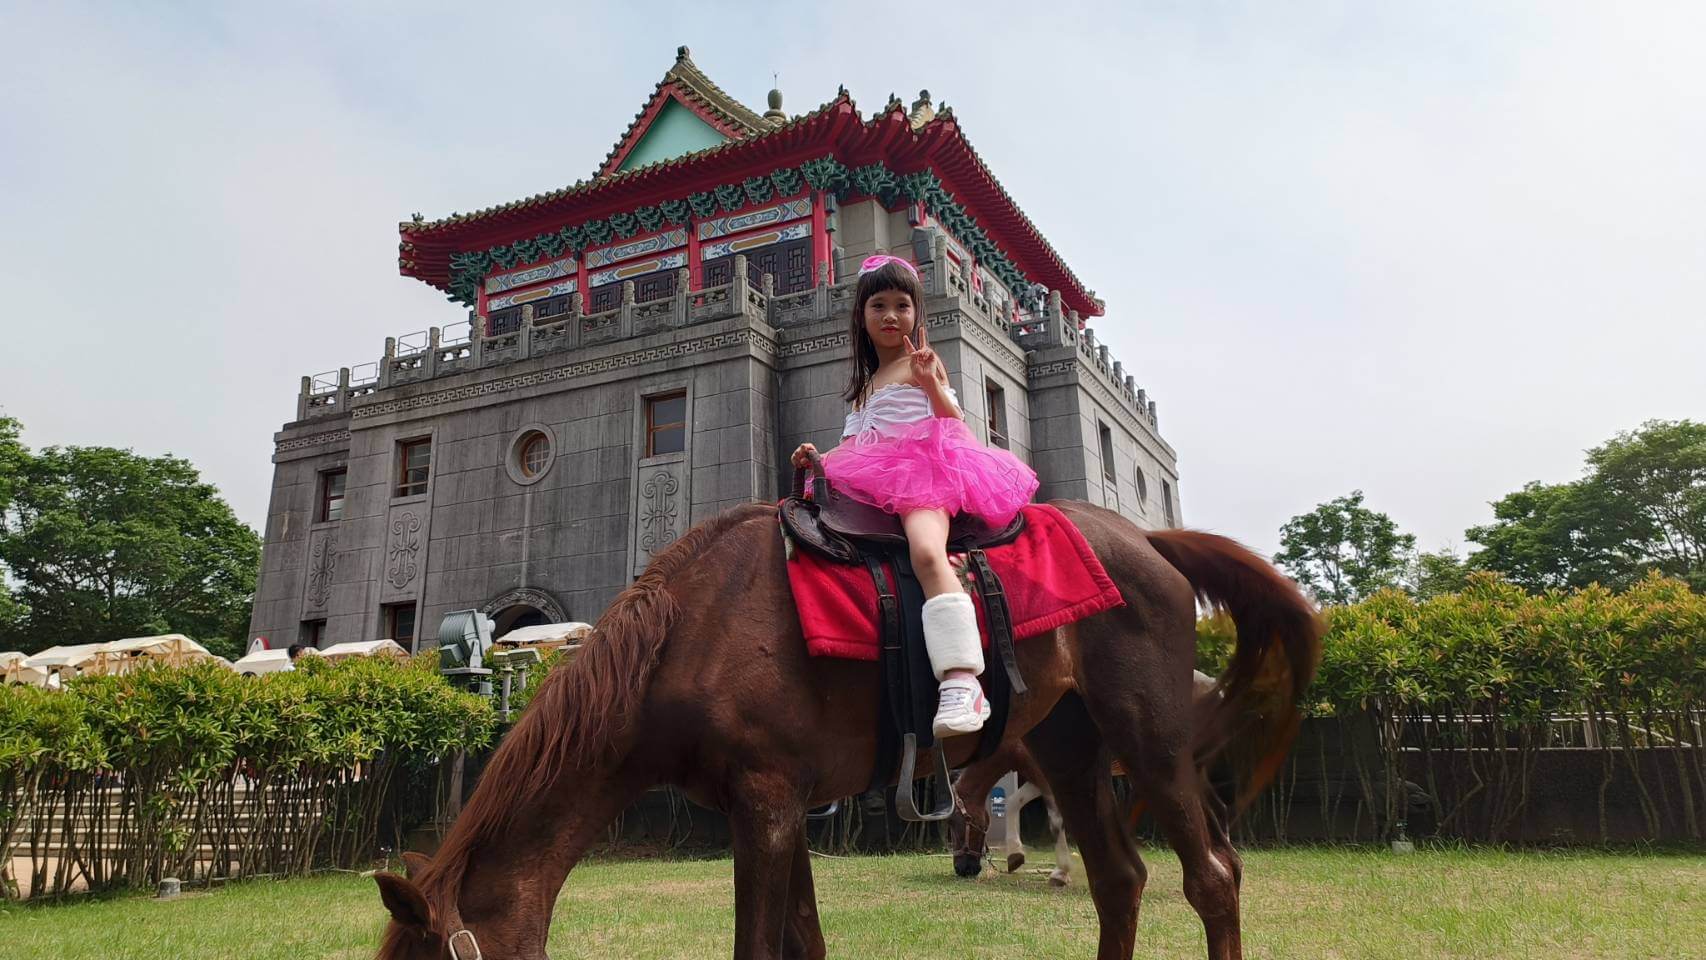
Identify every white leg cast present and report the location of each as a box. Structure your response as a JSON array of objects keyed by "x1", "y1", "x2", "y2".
[
  {"x1": 921, "y1": 592, "x2": 982, "y2": 679},
  {"x1": 925, "y1": 592, "x2": 991, "y2": 737}
]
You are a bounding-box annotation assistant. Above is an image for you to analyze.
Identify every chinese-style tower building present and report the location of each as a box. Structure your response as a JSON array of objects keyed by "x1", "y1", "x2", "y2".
[{"x1": 250, "y1": 48, "x2": 1180, "y2": 650}]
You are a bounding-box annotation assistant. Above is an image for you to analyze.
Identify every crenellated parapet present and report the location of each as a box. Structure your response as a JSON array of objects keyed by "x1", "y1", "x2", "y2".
[
  {"x1": 1011, "y1": 290, "x2": 1160, "y2": 433},
  {"x1": 295, "y1": 227, "x2": 1160, "y2": 438},
  {"x1": 297, "y1": 255, "x2": 768, "y2": 422}
]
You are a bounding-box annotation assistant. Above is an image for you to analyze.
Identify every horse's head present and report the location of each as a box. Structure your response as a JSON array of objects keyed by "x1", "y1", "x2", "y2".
[
  {"x1": 946, "y1": 802, "x2": 988, "y2": 878},
  {"x1": 374, "y1": 868, "x2": 451, "y2": 959},
  {"x1": 373, "y1": 853, "x2": 499, "y2": 960}
]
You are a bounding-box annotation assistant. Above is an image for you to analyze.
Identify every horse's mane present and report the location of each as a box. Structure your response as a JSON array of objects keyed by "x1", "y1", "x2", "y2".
[{"x1": 413, "y1": 502, "x2": 773, "y2": 912}]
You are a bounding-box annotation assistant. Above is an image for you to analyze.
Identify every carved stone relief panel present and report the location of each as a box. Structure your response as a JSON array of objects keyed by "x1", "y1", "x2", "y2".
[
  {"x1": 381, "y1": 503, "x2": 431, "y2": 603},
  {"x1": 632, "y1": 460, "x2": 688, "y2": 577},
  {"x1": 302, "y1": 528, "x2": 337, "y2": 615}
]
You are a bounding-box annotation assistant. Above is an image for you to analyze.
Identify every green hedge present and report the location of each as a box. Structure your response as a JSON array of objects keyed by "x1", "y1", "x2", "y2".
[
  {"x1": 1201, "y1": 572, "x2": 1706, "y2": 843},
  {"x1": 0, "y1": 655, "x2": 494, "y2": 898}
]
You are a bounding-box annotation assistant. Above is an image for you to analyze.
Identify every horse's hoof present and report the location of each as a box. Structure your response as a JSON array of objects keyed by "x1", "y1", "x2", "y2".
[
  {"x1": 1005, "y1": 852, "x2": 1026, "y2": 873},
  {"x1": 1048, "y1": 871, "x2": 1069, "y2": 887}
]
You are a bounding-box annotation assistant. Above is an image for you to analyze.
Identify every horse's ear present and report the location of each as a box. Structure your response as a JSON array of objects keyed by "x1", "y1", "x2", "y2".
[
  {"x1": 375, "y1": 872, "x2": 433, "y2": 931},
  {"x1": 400, "y1": 851, "x2": 432, "y2": 879}
]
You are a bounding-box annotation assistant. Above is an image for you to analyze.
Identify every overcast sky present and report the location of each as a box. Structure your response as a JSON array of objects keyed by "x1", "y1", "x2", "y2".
[{"x1": 2, "y1": 1, "x2": 1701, "y2": 557}]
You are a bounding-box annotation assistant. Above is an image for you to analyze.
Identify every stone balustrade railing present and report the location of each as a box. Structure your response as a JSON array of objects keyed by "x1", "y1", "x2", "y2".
[{"x1": 294, "y1": 241, "x2": 1160, "y2": 430}]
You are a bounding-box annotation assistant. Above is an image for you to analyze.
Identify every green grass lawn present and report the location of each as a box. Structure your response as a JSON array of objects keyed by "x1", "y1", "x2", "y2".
[{"x1": 2, "y1": 847, "x2": 1702, "y2": 959}]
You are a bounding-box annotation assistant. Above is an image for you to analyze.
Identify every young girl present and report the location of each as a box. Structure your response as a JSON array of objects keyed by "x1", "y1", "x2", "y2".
[{"x1": 791, "y1": 254, "x2": 1039, "y2": 737}]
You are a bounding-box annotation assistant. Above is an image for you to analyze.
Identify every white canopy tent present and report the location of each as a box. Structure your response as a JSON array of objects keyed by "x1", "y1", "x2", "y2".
[
  {"x1": 85, "y1": 634, "x2": 215, "y2": 674},
  {"x1": 19, "y1": 635, "x2": 219, "y2": 684},
  {"x1": 23, "y1": 643, "x2": 104, "y2": 671},
  {"x1": 230, "y1": 647, "x2": 297, "y2": 675},
  {"x1": 495, "y1": 622, "x2": 592, "y2": 650},
  {"x1": 22, "y1": 644, "x2": 105, "y2": 686},
  {"x1": 1, "y1": 651, "x2": 50, "y2": 687},
  {"x1": 320, "y1": 639, "x2": 408, "y2": 660}
]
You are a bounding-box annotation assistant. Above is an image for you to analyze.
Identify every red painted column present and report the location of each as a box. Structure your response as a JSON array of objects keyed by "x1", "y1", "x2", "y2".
[
  {"x1": 811, "y1": 189, "x2": 830, "y2": 285},
  {"x1": 688, "y1": 217, "x2": 703, "y2": 288},
  {"x1": 476, "y1": 285, "x2": 489, "y2": 335}
]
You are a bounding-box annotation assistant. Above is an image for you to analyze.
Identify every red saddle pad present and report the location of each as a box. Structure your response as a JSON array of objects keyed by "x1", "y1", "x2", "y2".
[{"x1": 784, "y1": 503, "x2": 1125, "y2": 661}]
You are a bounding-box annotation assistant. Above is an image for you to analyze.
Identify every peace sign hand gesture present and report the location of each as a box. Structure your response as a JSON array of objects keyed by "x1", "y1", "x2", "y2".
[{"x1": 902, "y1": 331, "x2": 939, "y2": 389}]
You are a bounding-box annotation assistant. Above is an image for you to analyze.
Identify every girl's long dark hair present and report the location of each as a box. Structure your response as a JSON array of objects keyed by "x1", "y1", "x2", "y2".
[{"x1": 842, "y1": 259, "x2": 928, "y2": 406}]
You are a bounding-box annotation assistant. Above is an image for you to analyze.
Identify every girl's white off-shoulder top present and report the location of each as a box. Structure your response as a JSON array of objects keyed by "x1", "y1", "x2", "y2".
[{"x1": 841, "y1": 383, "x2": 961, "y2": 442}]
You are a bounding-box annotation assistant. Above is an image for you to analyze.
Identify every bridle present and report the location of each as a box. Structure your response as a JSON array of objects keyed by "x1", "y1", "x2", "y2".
[
  {"x1": 946, "y1": 791, "x2": 992, "y2": 864},
  {"x1": 447, "y1": 929, "x2": 482, "y2": 960}
]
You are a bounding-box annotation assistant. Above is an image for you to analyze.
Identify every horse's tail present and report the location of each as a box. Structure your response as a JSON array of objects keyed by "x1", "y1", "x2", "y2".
[{"x1": 1144, "y1": 529, "x2": 1322, "y2": 810}]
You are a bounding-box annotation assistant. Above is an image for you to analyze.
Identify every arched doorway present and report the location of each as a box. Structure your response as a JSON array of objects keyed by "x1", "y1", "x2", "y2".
[
  {"x1": 492, "y1": 604, "x2": 551, "y2": 636},
  {"x1": 481, "y1": 587, "x2": 567, "y2": 639}
]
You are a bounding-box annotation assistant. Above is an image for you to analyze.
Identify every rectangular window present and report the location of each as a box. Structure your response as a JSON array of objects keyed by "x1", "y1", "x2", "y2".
[
  {"x1": 384, "y1": 602, "x2": 418, "y2": 651},
  {"x1": 646, "y1": 392, "x2": 687, "y2": 456},
  {"x1": 301, "y1": 619, "x2": 326, "y2": 648},
  {"x1": 318, "y1": 469, "x2": 346, "y2": 523},
  {"x1": 588, "y1": 269, "x2": 680, "y2": 313},
  {"x1": 487, "y1": 306, "x2": 522, "y2": 337},
  {"x1": 985, "y1": 380, "x2": 1008, "y2": 450},
  {"x1": 1098, "y1": 422, "x2": 1117, "y2": 482},
  {"x1": 395, "y1": 438, "x2": 431, "y2": 497},
  {"x1": 702, "y1": 236, "x2": 812, "y2": 294},
  {"x1": 533, "y1": 294, "x2": 571, "y2": 322},
  {"x1": 1163, "y1": 481, "x2": 1177, "y2": 527}
]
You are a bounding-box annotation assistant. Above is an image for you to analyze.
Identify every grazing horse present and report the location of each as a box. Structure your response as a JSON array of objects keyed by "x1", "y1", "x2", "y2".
[
  {"x1": 948, "y1": 671, "x2": 1223, "y2": 884},
  {"x1": 947, "y1": 739, "x2": 1072, "y2": 883},
  {"x1": 373, "y1": 501, "x2": 1319, "y2": 960}
]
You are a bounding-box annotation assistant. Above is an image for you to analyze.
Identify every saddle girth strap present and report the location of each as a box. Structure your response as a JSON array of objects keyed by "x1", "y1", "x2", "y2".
[
  {"x1": 967, "y1": 548, "x2": 1023, "y2": 762},
  {"x1": 966, "y1": 548, "x2": 1026, "y2": 696},
  {"x1": 862, "y1": 552, "x2": 903, "y2": 795}
]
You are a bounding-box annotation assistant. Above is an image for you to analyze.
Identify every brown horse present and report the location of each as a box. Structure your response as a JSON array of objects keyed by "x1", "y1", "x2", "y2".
[{"x1": 373, "y1": 501, "x2": 1319, "y2": 960}]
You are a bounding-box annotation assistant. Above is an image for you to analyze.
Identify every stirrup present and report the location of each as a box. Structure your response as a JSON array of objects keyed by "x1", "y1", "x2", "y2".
[{"x1": 894, "y1": 732, "x2": 956, "y2": 822}]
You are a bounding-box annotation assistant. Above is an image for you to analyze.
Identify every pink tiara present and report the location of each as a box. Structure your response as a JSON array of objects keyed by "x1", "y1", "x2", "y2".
[{"x1": 858, "y1": 254, "x2": 919, "y2": 279}]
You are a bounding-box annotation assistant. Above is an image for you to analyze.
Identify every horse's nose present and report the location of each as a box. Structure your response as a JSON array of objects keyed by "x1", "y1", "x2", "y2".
[{"x1": 953, "y1": 853, "x2": 983, "y2": 878}]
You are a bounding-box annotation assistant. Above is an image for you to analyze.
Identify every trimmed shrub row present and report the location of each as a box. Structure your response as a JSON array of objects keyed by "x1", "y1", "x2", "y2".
[{"x1": 0, "y1": 655, "x2": 494, "y2": 898}]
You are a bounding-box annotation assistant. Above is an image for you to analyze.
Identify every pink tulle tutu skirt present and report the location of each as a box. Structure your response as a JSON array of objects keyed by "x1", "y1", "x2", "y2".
[{"x1": 824, "y1": 417, "x2": 1040, "y2": 526}]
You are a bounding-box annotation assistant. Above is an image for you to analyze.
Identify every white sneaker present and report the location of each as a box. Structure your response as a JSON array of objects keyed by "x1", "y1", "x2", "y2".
[{"x1": 932, "y1": 676, "x2": 991, "y2": 738}]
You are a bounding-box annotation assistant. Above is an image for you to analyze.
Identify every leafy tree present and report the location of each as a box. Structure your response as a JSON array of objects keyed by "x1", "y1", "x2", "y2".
[
  {"x1": 0, "y1": 583, "x2": 22, "y2": 638},
  {"x1": 1465, "y1": 481, "x2": 1636, "y2": 591},
  {"x1": 0, "y1": 414, "x2": 23, "y2": 515},
  {"x1": 1274, "y1": 490, "x2": 1417, "y2": 605},
  {"x1": 0, "y1": 415, "x2": 29, "y2": 635},
  {"x1": 1467, "y1": 420, "x2": 1705, "y2": 591},
  {"x1": 0, "y1": 443, "x2": 260, "y2": 659},
  {"x1": 1409, "y1": 548, "x2": 1472, "y2": 600},
  {"x1": 1586, "y1": 420, "x2": 1706, "y2": 585}
]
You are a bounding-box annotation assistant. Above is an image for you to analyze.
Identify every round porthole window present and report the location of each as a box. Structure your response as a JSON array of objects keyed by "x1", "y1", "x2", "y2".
[
  {"x1": 520, "y1": 433, "x2": 549, "y2": 477},
  {"x1": 506, "y1": 424, "x2": 556, "y2": 485}
]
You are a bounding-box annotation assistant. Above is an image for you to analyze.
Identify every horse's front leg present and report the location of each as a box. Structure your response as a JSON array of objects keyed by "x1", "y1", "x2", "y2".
[
  {"x1": 781, "y1": 823, "x2": 826, "y2": 960},
  {"x1": 729, "y1": 771, "x2": 808, "y2": 960}
]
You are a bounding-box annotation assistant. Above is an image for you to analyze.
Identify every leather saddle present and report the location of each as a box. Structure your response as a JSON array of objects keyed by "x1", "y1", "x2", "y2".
[
  {"x1": 779, "y1": 455, "x2": 1024, "y2": 564},
  {"x1": 780, "y1": 450, "x2": 1027, "y2": 822}
]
